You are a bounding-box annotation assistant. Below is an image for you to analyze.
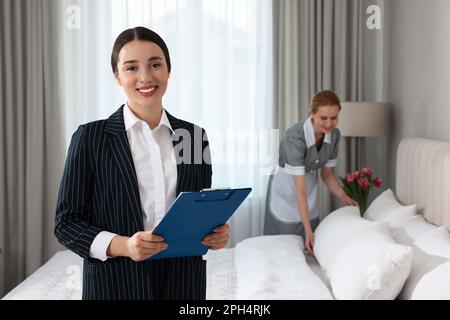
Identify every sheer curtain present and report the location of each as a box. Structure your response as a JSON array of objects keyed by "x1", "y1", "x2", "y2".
[{"x1": 59, "y1": 0, "x2": 274, "y2": 246}]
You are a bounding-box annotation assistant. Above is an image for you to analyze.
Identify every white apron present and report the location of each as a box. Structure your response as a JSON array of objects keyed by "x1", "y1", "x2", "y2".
[{"x1": 269, "y1": 168, "x2": 319, "y2": 223}]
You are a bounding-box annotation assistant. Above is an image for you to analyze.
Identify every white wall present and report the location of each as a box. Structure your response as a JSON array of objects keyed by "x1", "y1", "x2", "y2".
[{"x1": 387, "y1": 0, "x2": 450, "y2": 187}]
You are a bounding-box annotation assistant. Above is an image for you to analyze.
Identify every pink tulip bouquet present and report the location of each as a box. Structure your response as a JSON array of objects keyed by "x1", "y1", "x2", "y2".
[{"x1": 339, "y1": 167, "x2": 382, "y2": 216}]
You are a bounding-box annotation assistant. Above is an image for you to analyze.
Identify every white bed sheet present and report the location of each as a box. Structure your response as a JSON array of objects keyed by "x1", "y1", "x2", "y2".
[
  {"x1": 2, "y1": 249, "x2": 236, "y2": 300},
  {"x1": 2, "y1": 250, "x2": 83, "y2": 300},
  {"x1": 206, "y1": 249, "x2": 236, "y2": 300}
]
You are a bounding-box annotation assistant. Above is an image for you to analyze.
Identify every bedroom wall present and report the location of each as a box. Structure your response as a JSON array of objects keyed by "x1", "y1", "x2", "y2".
[{"x1": 386, "y1": 0, "x2": 450, "y2": 188}]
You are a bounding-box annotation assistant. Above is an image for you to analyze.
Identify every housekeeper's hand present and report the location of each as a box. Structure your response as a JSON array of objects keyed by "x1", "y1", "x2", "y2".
[
  {"x1": 126, "y1": 232, "x2": 168, "y2": 261},
  {"x1": 305, "y1": 229, "x2": 315, "y2": 256},
  {"x1": 201, "y1": 224, "x2": 230, "y2": 250},
  {"x1": 339, "y1": 193, "x2": 359, "y2": 206}
]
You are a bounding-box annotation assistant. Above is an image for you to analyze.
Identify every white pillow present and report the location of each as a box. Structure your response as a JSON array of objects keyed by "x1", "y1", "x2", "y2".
[
  {"x1": 391, "y1": 214, "x2": 438, "y2": 243},
  {"x1": 234, "y1": 235, "x2": 333, "y2": 300},
  {"x1": 395, "y1": 226, "x2": 450, "y2": 300},
  {"x1": 364, "y1": 189, "x2": 417, "y2": 228},
  {"x1": 314, "y1": 206, "x2": 413, "y2": 299},
  {"x1": 314, "y1": 206, "x2": 372, "y2": 275},
  {"x1": 415, "y1": 226, "x2": 450, "y2": 258},
  {"x1": 411, "y1": 261, "x2": 450, "y2": 300},
  {"x1": 329, "y1": 222, "x2": 413, "y2": 300}
]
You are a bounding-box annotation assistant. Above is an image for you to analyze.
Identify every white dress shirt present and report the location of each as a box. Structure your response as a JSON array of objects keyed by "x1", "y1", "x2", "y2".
[{"x1": 89, "y1": 104, "x2": 177, "y2": 261}]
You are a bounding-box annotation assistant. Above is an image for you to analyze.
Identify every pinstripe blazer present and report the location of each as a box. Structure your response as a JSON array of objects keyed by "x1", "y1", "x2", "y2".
[{"x1": 54, "y1": 105, "x2": 212, "y2": 299}]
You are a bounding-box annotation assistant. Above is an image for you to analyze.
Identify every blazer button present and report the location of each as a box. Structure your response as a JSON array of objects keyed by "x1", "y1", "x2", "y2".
[{"x1": 315, "y1": 160, "x2": 319, "y2": 163}]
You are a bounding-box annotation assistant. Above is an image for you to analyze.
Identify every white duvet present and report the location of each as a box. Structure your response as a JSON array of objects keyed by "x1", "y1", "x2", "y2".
[{"x1": 234, "y1": 235, "x2": 333, "y2": 300}]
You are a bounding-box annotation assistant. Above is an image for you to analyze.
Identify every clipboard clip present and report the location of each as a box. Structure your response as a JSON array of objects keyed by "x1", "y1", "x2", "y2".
[
  {"x1": 198, "y1": 188, "x2": 233, "y2": 201},
  {"x1": 200, "y1": 187, "x2": 231, "y2": 192}
]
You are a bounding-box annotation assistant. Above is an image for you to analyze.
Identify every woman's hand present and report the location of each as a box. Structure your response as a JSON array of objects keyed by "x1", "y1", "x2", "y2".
[
  {"x1": 320, "y1": 168, "x2": 358, "y2": 206},
  {"x1": 126, "y1": 231, "x2": 168, "y2": 261},
  {"x1": 304, "y1": 229, "x2": 315, "y2": 256},
  {"x1": 201, "y1": 224, "x2": 230, "y2": 250},
  {"x1": 339, "y1": 193, "x2": 359, "y2": 206}
]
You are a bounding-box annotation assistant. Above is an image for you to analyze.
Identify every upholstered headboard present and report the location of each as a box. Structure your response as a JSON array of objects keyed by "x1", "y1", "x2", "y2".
[{"x1": 396, "y1": 138, "x2": 450, "y2": 229}]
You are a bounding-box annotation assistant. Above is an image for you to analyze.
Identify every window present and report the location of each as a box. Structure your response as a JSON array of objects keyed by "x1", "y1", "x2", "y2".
[{"x1": 60, "y1": 0, "x2": 273, "y2": 244}]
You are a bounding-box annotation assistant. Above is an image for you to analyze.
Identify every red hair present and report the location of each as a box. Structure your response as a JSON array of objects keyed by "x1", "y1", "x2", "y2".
[{"x1": 309, "y1": 90, "x2": 341, "y2": 113}]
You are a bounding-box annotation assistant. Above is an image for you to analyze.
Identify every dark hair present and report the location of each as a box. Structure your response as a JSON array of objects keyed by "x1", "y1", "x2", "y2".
[
  {"x1": 111, "y1": 26, "x2": 171, "y2": 74},
  {"x1": 308, "y1": 90, "x2": 341, "y2": 113}
]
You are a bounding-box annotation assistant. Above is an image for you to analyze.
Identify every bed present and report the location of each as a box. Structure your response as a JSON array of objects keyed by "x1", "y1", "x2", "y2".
[
  {"x1": 3, "y1": 138, "x2": 450, "y2": 300},
  {"x1": 1, "y1": 248, "x2": 237, "y2": 300},
  {"x1": 1, "y1": 240, "x2": 329, "y2": 300}
]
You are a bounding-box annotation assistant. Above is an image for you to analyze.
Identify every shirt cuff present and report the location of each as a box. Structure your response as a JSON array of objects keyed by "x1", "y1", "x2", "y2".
[
  {"x1": 89, "y1": 231, "x2": 118, "y2": 261},
  {"x1": 325, "y1": 158, "x2": 337, "y2": 168},
  {"x1": 283, "y1": 164, "x2": 305, "y2": 175}
]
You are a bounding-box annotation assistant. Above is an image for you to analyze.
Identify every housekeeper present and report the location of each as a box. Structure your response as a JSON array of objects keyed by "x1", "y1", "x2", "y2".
[{"x1": 264, "y1": 90, "x2": 358, "y2": 255}]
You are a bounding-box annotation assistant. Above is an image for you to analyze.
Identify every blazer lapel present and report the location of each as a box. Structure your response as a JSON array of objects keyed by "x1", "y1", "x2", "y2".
[
  {"x1": 105, "y1": 106, "x2": 144, "y2": 231},
  {"x1": 166, "y1": 110, "x2": 189, "y2": 196}
]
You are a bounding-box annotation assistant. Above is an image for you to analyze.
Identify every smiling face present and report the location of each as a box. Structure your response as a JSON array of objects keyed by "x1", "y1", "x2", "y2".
[
  {"x1": 310, "y1": 105, "x2": 340, "y2": 135},
  {"x1": 114, "y1": 40, "x2": 169, "y2": 111}
]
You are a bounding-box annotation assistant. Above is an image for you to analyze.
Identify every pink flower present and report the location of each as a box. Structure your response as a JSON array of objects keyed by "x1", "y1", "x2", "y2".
[
  {"x1": 352, "y1": 171, "x2": 360, "y2": 180},
  {"x1": 340, "y1": 168, "x2": 380, "y2": 216},
  {"x1": 344, "y1": 174, "x2": 354, "y2": 183},
  {"x1": 362, "y1": 167, "x2": 373, "y2": 176},
  {"x1": 373, "y1": 178, "x2": 382, "y2": 188},
  {"x1": 357, "y1": 177, "x2": 369, "y2": 190}
]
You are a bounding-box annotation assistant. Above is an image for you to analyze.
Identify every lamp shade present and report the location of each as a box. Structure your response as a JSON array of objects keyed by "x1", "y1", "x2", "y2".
[{"x1": 338, "y1": 102, "x2": 390, "y2": 137}]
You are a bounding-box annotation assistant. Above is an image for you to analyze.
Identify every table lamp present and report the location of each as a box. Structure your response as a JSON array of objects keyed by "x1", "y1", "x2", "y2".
[{"x1": 338, "y1": 102, "x2": 390, "y2": 170}]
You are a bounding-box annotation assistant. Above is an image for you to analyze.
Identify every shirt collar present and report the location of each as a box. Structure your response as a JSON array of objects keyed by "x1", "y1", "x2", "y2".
[
  {"x1": 123, "y1": 103, "x2": 175, "y2": 134},
  {"x1": 303, "y1": 117, "x2": 332, "y2": 148},
  {"x1": 159, "y1": 109, "x2": 175, "y2": 134}
]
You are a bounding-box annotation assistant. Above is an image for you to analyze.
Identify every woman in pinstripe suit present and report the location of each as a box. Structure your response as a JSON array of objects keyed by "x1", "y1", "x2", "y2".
[{"x1": 54, "y1": 27, "x2": 230, "y2": 300}]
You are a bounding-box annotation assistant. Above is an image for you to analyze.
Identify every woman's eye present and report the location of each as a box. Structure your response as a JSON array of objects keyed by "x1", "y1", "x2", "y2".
[
  {"x1": 127, "y1": 66, "x2": 137, "y2": 71},
  {"x1": 151, "y1": 63, "x2": 161, "y2": 69}
]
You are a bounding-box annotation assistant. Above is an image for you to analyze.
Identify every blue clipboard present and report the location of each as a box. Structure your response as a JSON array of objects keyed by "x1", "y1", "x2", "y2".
[{"x1": 148, "y1": 187, "x2": 252, "y2": 260}]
